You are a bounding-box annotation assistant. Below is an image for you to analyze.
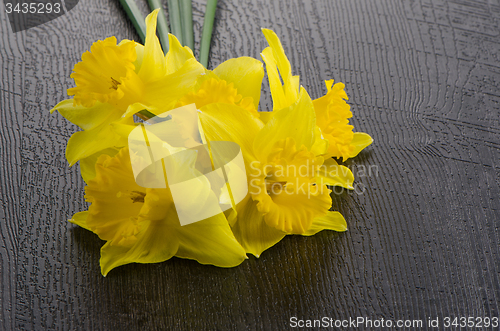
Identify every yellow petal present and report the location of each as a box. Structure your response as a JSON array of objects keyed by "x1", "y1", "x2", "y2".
[
  {"x1": 258, "y1": 111, "x2": 274, "y2": 124},
  {"x1": 50, "y1": 99, "x2": 119, "y2": 130},
  {"x1": 131, "y1": 43, "x2": 144, "y2": 73},
  {"x1": 317, "y1": 158, "x2": 354, "y2": 189},
  {"x1": 68, "y1": 211, "x2": 91, "y2": 230},
  {"x1": 302, "y1": 211, "x2": 347, "y2": 236},
  {"x1": 213, "y1": 57, "x2": 264, "y2": 109},
  {"x1": 253, "y1": 88, "x2": 315, "y2": 161},
  {"x1": 79, "y1": 148, "x2": 119, "y2": 183},
  {"x1": 142, "y1": 58, "x2": 205, "y2": 112},
  {"x1": 138, "y1": 9, "x2": 167, "y2": 81},
  {"x1": 261, "y1": 29, "x2": 300, "y2": 110},
  {"x1": 65, "y1": 117, "x2": 133, "y2": 166},
  {"x1": 349, "y1": 132, "x2": 373, "y2": 158},
  {"x1": 310, "y1": 126, "x2": 329, "y2": 156},
  {"x1": 231, "y1": 197, "x2": 286, "y2": 257},
  {"x1": 100, "y1": 220, "x2": 179, "y2": 276},
  {"x1": 260, "y1": 182, "x2": 332, "y2": 234},
  {"x1": 165, "y1": 34, "x2": 198, "y2": 74},
  {"x1": 199, "y1": 103, "x2": 263, "y2": 160},
  {"x1": 175, "y1": 213, "x2": 247, "y2": 267},
  {"x1": 313, "y1": 80, "x2": 357, "y2": 161}
]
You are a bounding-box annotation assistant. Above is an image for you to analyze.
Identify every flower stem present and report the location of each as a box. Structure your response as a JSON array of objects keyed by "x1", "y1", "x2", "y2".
[
  {"x1": 180, "y1": 0, "x2": 194, "y2": 50},
  {"x1": 118, "y1": 0, "x2": 147, "y2": 43},
  {"x1": 147, "y1": 0, "x2": 170, "y2": 53},
  {"x1": 199, "y1": 0, "x2": 217, "y2": 68},
  {"x1": 167, "y1": 0, "x2": 183, "y2": 45}
]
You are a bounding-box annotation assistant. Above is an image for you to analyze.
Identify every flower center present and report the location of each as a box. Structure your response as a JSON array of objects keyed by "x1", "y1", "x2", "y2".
[
  {"x1": 130, "y1": 190, "x2": 146, "y2": 203},
  {"x1": 251, "y1": 138, "x2": 329, "y2": 233},
  {"x1": 110, "y1": 77, "x2": 122, "y2": 90},
  {"x1": 67, "y1": 37, "x2": 137, "y2": 107}
]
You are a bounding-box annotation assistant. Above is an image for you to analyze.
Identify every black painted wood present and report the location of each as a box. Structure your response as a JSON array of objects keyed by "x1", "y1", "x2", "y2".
[{"x1": 1, "y1": 0, "x2": 499, "y2": 330}]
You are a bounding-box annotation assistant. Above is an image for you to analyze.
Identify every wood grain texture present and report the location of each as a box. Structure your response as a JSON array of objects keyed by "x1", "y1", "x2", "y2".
[
  {"x1": 1, "y1": 0, "x2": 499, "y2": 330},
  {"x1": 0, "y1": 5, "x2": 23, "y2": 330}
]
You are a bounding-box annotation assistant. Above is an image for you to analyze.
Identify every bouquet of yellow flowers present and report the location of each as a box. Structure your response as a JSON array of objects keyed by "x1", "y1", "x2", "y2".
[{"x1": 51, "y1": 10, "x2": 372, "y2": 276}]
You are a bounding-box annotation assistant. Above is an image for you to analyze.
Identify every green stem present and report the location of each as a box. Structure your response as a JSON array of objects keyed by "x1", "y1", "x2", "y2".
[
  {"x1": 147, "y1": 0, "x2": 170, "y2": 53},
  {"x1": 118, "y1": 0, "x2": 147, "y2": 43},
  {"x1": 180, "y1": 0, "x2": 194, "y2": 50},
  {"x1": 200, "y1": 0, "x2": 217, "y2": 68},
  {"x1": 167, "y1": 0, "x2": 183, "y2": 45}
]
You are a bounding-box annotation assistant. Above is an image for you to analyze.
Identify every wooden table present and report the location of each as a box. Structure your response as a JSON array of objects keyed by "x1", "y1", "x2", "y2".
[{"x1": 1, "y1": 0, "x2": 499, "y2": 329}]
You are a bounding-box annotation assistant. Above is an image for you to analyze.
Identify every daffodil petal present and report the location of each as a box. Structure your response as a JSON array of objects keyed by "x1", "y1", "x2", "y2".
[
  {"x1": 258, "y1": 111, "x2": 274, "y2": 124},
  {"x1": 317, "y1": 158, "x2": 354, "y2": 189},
  {"x1": 260, "y1": 47, "x2": 287, "y2": 109},
  {"x1": 302, "y1": 211, "x2": 347, "y2": 236},
  {"x1": 79, "y1": 148, "x2": 119, "y2": 183},
  {"x1": 199, "y1": 103, "x2": 263, "y2": 160},
  {"x1": 65, "y1": 118, "x2": 132, "y2": 166},
  {"x1": 68, "y1": 211, "x2": 90, "y2": 230},
  {"x1": 231, "y1": 198, "x2": 286, "y2": 257},
  {"x1": 349, "y1": 132, "x2": 373, "y2": 158},
  {"x1": 100, "y1": 221, "x2": 179, "y2": 276},
  {"x1": 311, "y1": 126, "x2": 329, "y2": 156},
  {"x1": 261, "y1": 183, "x2": 332, "y2": 234},
  {"x1": 165, "y1": 34, "x2": 197, "y2": 74},
  {"x1": 213, "y1": 57, "x2": 264, "y2": 109},
  {"x1": 261, "y1": 29, "x2": 299, "y2": 110},
  {"x1": 253, "y1": 88, "x2": 315, "y2": 160},
  {"x1": 175, "y1": 213, "x2": 247, "y2": 267},
  {"x1": 138, "y1": 9, "x2": 167, "y2": 81},
  {"x1": 143, "y1": 58, "x2": 204, "y2": 111},
  {"x1": 132, "y1": 43, "x2": 144, "y2": 73},
  {"x1": 51, "y1": 99, "x2": 119, "y2": 130}
]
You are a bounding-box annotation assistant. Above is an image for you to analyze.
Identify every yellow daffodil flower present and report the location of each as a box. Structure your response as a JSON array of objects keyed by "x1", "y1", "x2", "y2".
[
  {"x1": 51, "y1": 10, "x2": 205, "y2": 175},
  {"x1": 71, "y1": 147, "x2": 247, "y2": 276},
  {"x1": 199, "y1": 88, "x2": 353, "y2": 257},
  {"x1": 260, "y1": 29, "x2": 373, "y2": 161}
]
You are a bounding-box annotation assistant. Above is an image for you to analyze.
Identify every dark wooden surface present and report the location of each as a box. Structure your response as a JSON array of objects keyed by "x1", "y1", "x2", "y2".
[{"x1": 1, "y1": 0, "x2": 500, "y2": 330}]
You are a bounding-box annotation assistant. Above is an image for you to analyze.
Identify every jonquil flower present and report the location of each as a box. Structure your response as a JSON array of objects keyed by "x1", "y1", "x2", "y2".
[
  {"x1": 71, "y1": 147, "x2": 247, "y2": 276},
  {"x1": 260, "y1": 29, "x2": 373, "y2": 161},
  {"x1": 51, "y1": 10, "x2": 205, "y2": 174},
  {"x1": 199, "y1": 89, "x2": 353, "y2": 257}
]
